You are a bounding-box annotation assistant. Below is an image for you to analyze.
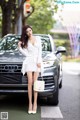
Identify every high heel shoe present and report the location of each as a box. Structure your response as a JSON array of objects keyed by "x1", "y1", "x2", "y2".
[
  {"x1": 28, "y1": 110, "x2": 33, "y2": 114},
  {"x1": 32, "y1": 110, "x2": 37, "y2": 114},
  {"x1": 28, "y1": 104, "x2": 33, "y2": 114},
  {"x1": 32, "y1": 105, "x2": 37, "y2": 114},
  {"x1": 28, "y1": 107, "x2": 33, "y2": 114}
]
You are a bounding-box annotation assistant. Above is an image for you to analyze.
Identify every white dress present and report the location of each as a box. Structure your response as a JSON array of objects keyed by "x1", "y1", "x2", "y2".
[{"x1": 18, "y1": 36, "x2": 43, "y2": 75}]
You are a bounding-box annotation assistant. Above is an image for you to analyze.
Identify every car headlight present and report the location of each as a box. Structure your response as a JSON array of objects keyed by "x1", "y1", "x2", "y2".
[
  {"x1": 43, "y1": 53, "x2": 57, "y2": 68},
  {"x1": 43, "y1": 60, "x2": 55, "y2": 68}
]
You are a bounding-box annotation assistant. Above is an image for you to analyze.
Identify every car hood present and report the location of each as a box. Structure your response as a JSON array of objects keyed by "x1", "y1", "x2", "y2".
[
  {"x1": 0, "y1": 51, "x2": 25, "y2": 63},
  {"x1": 0, "y1": 51, "x2": 56, "y2": 63}
]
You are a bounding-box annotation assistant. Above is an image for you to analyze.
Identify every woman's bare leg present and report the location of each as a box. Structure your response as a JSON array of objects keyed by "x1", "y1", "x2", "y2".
[
  {"x1": 27, "y1": 72, "x2": 33, "y2": 112},
  {"x1": 33, "y1": 72, "x2": 39, "y2": 112}
]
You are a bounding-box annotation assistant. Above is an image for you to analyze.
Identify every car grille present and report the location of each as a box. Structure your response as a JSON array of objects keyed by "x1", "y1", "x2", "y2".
[
  {"x1": 0, "y1": 64, "x2": 22, "y2": 84},
  {"x1": 38, "y1": 75, "x2": 55, "y2": 90},
  {"x1": 0, "y1": 64, "x2": 22, "y2": 73}
]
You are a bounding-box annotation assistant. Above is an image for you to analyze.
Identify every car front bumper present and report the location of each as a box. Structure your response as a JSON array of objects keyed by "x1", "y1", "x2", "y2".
[{"x1": 0, "y1": 65, "x2": 58, "y2": 97}]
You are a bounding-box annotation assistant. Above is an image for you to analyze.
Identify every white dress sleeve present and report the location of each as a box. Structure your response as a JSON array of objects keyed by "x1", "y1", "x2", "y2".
[
  {"x1": 18, "y1": 47, "x2": 28, "y2": 57},
  {"x1": 37, "y1": 37, "x2": 42, "y2": 63}
]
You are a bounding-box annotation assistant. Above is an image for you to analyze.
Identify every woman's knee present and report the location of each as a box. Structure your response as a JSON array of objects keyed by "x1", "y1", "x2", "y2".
[
  {"x1": 27, "y1": 72, "x2": 33, "y2": 85},
  {"x1": 28, "y1": 79, "x2": 33, "y2": 85},
  {"x1": 33, "y1": 72, "x2": 39, "y2": 81}
]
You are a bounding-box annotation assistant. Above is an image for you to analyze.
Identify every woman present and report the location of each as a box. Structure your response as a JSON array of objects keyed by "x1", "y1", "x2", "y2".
[{"x1": 18, "y1": 25, "x2": 42, "y2": 114}]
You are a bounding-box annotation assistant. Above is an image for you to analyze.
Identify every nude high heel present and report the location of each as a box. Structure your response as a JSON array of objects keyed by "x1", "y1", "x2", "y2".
[
  {"x1": 28, "y1": 110, "x2": 33, "y2": 114},
  {"x1": 32, "y1": 105, "x2": 37, "y2": 114}
]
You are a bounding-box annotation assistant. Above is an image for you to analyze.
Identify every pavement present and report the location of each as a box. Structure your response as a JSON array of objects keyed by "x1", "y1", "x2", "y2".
[{"x1": 62, "y1": 62, "x2": 80, "y2": 75}]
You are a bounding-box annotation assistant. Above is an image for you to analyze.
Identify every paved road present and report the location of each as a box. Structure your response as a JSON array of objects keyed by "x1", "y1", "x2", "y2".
[
  {"x1": 63, "y1": 62, "x2": 80, "y2": 75},
  {"x1": 0, "y1": 62, "x2": 80, "y2": 120},
  {"x1": 42, "y1": 62, "x2": 80, "y2": 120},
  {"x1": 58, "y1": 71, "x2": 80, "y2": 120}
]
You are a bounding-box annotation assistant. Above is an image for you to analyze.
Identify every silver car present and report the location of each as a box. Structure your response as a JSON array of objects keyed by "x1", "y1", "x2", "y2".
[{"x1": 0, "y1": 34, "x2": 66, "y2": 105}]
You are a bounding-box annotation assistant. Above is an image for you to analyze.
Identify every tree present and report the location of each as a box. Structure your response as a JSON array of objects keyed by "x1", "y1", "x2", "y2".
[
  {"x1": 0, "y1": 0, "x2": 25, "y2": 37},
  {"x1": 0, "y1": 0, "x2": 16, "y2": 37},
  {"x1": 26, "y1": 0, "x2": 58, "y2": 34},
  {"x1": 0, "y1": 0, "x2": 58, "y2": 37}
]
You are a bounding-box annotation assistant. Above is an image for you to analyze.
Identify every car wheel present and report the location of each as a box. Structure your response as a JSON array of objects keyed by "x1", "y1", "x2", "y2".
[
  {"x1": 47, "y1": 75, "x2": 59, "y2": 105},
  {"x1": 59, "y1": 79, "x2": 62, "y2": 88}
]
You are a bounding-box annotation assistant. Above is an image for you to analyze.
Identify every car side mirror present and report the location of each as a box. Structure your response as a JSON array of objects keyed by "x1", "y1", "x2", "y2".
[{"x1": 56, "y1": 46, "x2": 66, "y2": 54}]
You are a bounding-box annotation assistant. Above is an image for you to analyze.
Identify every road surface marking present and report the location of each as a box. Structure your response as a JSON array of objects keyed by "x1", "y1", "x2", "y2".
[{"x1": 41, "y1": 106, "x2": 63, "y2": 119}]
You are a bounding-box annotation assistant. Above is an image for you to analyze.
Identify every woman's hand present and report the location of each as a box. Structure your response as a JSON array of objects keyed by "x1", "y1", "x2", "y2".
[
  {"x1": 37, "y1": 63, "x2": 41, "y2": 68},
  {"x1": 18, "y1": 41, "x2": 22, "y2": 48}
]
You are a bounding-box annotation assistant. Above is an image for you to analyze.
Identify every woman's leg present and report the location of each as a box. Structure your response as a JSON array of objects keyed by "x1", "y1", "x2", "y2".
[
  {"x1": 27, "y1": 72, "x2": 33, "y2": 112},
  {"x1": 33, "y1": 72, "x2": 39, "y2": 112}
]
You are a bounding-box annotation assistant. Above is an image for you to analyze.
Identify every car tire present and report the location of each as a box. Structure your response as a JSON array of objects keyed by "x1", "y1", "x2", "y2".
[{"x1": 47, "y1": 75, "x2": 59, "y2": 105}]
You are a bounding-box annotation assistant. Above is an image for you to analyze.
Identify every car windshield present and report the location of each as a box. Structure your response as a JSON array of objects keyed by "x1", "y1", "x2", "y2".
[
  {"x1": 36, "y1": 35, "x2": 52, "y2": 51},
  {"x1": 0, "y1": 35, "x2": 52, "y2": 52}
]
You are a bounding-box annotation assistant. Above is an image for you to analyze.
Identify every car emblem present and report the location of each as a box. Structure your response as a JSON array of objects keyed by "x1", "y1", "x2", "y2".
[{"x1": 3, "y1": 65, "x2": 18, "y2": 72}]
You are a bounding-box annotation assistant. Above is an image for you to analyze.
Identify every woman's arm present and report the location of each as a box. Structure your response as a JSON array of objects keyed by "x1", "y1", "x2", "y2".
[{"x1": 18, "y1": 41, "x2": 28, "y2": 56}]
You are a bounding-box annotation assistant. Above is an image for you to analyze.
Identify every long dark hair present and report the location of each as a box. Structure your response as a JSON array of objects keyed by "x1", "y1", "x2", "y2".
[{"x1": 20, "y1": 25, "x2": 32, "y2": 48}]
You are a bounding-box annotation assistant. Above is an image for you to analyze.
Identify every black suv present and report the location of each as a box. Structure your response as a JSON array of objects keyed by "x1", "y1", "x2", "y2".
[{"x1": 0, "y1": 34, "x2": 66, "y2": 105}]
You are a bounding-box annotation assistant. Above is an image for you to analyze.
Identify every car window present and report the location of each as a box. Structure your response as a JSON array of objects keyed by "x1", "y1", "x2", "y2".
[
  {"x1": 0, "y1": 37, "x2": 6, "y2": 50},
  {"x1": 41, "y1": 38, "x2": 52, "y2": 51},
  {"x1": 6, "y1": 37, "x2": 19, "y2": 50},
  {"x1": 0, "y1": 35, "x2": 52, "y2": 52},
  {"x1": 0, "y1": 36, "x2": 20, "y2": 51},
  {"x1": 36, "y1": 35, "x2": 52, "y2": 51}
]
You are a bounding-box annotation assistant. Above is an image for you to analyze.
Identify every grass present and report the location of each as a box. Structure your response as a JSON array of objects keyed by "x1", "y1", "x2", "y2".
[{"x1": 62, "y1": 55, "x2": 80, "y2": 62}]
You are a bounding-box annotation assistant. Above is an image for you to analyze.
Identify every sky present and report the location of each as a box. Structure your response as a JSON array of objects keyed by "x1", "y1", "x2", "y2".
[{"x1": 54, "y1": 0, "x2": 80, "y2": 26}]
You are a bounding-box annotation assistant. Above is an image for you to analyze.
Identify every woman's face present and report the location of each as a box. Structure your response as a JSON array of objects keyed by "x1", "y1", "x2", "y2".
[{"x1": 26, "y1": 27, "x2": 32, "y2": 37}]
